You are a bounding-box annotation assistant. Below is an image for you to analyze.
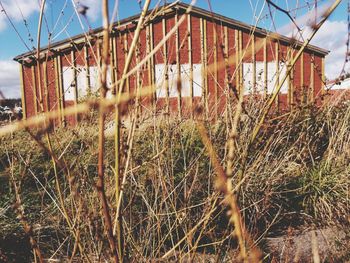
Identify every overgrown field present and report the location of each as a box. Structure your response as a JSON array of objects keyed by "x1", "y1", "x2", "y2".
[{"x1": 1, "y1": 102, "x2": 350, "y2": 262}]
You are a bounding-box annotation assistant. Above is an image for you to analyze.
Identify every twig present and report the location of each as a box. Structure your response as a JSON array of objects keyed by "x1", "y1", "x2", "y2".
[{"x1": 96, "y1": 0, "x2": 118, "y2": 261}]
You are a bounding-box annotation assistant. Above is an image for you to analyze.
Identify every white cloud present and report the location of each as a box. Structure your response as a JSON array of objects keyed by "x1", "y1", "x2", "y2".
[
  {"x1": 307, "y1": 20, "x2": 349, "y2": 80},
  {"x1": 284, "y1": 19, "x2": 348, "y2": 81},
  {"x1": 275, "y1": 0, "x2": 348, "y2": 81},
  {"x1": 78, "y1": 0, "x2": 102, "y2": 22},
  {"x1": 0, "y1": 0, "x2": 39, "y2": 32},
  {"x1": 0, "y1": 60, "x2": 20, "y2": 98}
]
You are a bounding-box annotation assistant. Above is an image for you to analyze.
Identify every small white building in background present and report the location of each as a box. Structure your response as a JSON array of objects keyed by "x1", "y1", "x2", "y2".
[{"x1": 326, "y1": 77, "x2": 350, "y2": 91}]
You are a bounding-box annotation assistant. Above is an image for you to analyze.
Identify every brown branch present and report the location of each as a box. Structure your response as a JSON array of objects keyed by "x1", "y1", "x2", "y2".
[{"x1": 96, "y1": 0, "x2": 118, "y2": 262}]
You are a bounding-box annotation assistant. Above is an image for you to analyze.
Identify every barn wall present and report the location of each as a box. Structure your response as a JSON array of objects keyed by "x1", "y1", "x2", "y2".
[
  {"x1": 22, "y1": 65, "x2": 36, "y2": 119},
  {"x1": 19, "y1": 10, "x2": 326, "y2": 124}
]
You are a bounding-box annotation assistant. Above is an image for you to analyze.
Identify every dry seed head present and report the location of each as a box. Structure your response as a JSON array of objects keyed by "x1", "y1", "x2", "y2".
[{"x1": 194, "y1": 105, "x2": 204, "y2": 115}]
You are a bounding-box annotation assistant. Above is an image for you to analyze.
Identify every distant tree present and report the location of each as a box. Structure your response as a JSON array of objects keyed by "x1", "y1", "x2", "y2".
[{"x1": 0, "y1": 99, "x2": 21, "y2": 109}]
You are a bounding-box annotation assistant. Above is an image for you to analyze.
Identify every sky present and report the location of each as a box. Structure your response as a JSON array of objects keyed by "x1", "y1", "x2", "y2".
[{"x1": 0, "y1": 0, "x2": 348, "y2": 98}]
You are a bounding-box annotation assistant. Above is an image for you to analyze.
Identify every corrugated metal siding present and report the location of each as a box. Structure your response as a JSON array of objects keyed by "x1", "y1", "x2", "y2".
[{"x1": 18, "y1": 7, "x2": 326, "y2": 124}]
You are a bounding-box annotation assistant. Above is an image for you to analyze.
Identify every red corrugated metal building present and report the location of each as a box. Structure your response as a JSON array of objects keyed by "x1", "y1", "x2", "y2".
[{"x1": 14, "y1": 3, "x2": 328, "y2": 125}]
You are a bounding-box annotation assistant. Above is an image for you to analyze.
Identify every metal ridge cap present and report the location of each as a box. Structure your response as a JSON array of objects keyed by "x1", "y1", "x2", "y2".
[
  {"x1": 13, "y1": 2, "x2": 329, "y2": 63},
  {"x1": 176, "y1": 2, "x2": 329, "y2": 56},
  {"x1": 13, "y1": 3, "x2": 176, "y2": 62}
]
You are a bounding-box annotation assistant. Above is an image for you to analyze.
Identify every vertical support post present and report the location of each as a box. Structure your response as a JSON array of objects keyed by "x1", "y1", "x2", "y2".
[
  {"x1": 275, "y1": 42, "x2": 280, "y2": 108},
  {"x1": 300, "y1": 52, "x2": 305, "y2": 104},
  {"x1": 310, "y1": 54, "x2": 315, "y2": 103},
  {"x1": 43, "y1": 60, "x2": 49, "y2": 112},
  {"x1": 162, "y1": 18, "x2": 169, "y2": 115},
  {"x1": 235, "y1": 29, "x2": 240, "y2": 94},
  {"x1": 321, "y1": 57, "x2": 325, "y2": 95},
  {"x1": 175, "y1": 12, "x2": 182, "y2": 118},
  {"x1": 147, "y1": 23, "x2": 156, "y2": 112},
  {"x1": 71, "y1": 47, "x2": 78, "y2": 121},
  {"x1": 224, "y1": 26, "x2": 229, "y2": 120},
  {"x1": 187, "y1": 14, "x2": 193, "y2": 119},
  {"x1": 252, "y1": 35, "x2": 256, "y2": 91},
  {"x1": 135, "y1": 32, "x2": 142, "y2": 114},
  {"x1": 31, "y1": 65, "x2": 38, "y2": 115},
  {"x1": 109, "y1": 35, "x2": 116, "y2": 100},
  {"x1": 84, "y1": 45, "x2": 91, "y2": 96},
  {"x1": 110, "y1": 36, "x2": 116, "y2": 87},
  {"x1": 263, "y1": 38, "x2": 268, "y2": 98},
  {"x1": 54, "y1": 56, "x2": 61, "y2": 125},
  {"x1": 300, "y1": 52, "x2": 304, "y2": 96},
  {"x1": 123, "y1": 34, "x2": 130, "y2": 94},
  {"x1": 57, "y1": 54, "x2": 65, "y2": 124},
  {"x1": 287, "y1": 46, "x2": 293, "y2": 109},
  {"x1": 19, "y1": 63, "x2": 27, "y2": 119},
  {"x1": 200, "y1": 18, "x2": 208, "y2": 117},
  {"x1": 97, "y1": 39, "x2": 102, "y2": 67},
  {"x1": 112, "y1": 36, "x2": 118, "y2": 93},
  {"x1": 36, "y1": 62, "x2": 44, "y2": 113},
  {"x1": 239, "y1": 31, "x2": 243, "y2": 95},
  {"x1": 213, "y1": 22, "x2": 218, "y2": 120}
]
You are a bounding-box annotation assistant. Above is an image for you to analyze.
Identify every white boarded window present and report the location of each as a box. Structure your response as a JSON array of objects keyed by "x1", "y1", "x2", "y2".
[
  {"x1": 63, "y1": 65, "x2": 114, "y2": 101},
  {"x1": 76, "y1": 67, "x2": 88, "y2": 100},
  {"x1": 256, "y1": 62, "x2": 265, "y2": 93},
  {"x1": 88, "y1": 66, "x2": 113, "y2": 98},
  {"x1": 89, "y1": 66, "x2": 100, "y2": 95},
  {"x1": 243, "y1": 61, "x2": 288, "y2": 95},
  {"x1": 63, "y1": 66, "x2": 76, "y2": 101},
  {"x1": 155, "y1": 63, "x2": 203, "y2": 98},
  {"x1": 106, "y1": 68, "x2": 113, "y2": 99},
  {"x1": 268, "y1": 62, "x2": 288, "y2": 94},
  {"x1": 243, "y1": 63, "x2": 254, "y2": 95}
]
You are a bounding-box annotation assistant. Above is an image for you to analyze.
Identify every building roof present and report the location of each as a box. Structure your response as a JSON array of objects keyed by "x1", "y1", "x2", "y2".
[{"x1": 14, "y1": 2, "x2": 329, "y2": 63}]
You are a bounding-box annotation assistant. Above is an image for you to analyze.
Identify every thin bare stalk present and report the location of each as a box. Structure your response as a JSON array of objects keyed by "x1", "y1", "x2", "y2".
[
  {"x1": 11, "y1": 175, "x2": 44, "y2": 263},
  {"x1": 196, "y1": 122, "x2": 261, "y2": 262},
  {"x1": 113, "y1": 0, "x2": 151, "y2": 259},
  {"x1": 96, "y1": 0, "x2": 118, "y2": 261}
]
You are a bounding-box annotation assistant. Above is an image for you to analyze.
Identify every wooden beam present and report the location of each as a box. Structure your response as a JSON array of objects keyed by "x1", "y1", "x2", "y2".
[
  {"x1": 175, "y1": 12, "x2": 182, "y2": 118},
  {"x1": 36, "y1": 64, "x2": 43, "y2": 113},
  {"x1": 213, "y1": 22, "x2": 218, "y2": 119},
  {"x1": 162, "y1": 18, "x2": 169, "y2": 115},
  {"x1": 310, "y1": 54, "x2": 315, "y2": 103},
  {"x1": 57, "y1": 55, "x2": 65, "y2": 124},
  {"x1": 31, "y1": 65, "x2": 38, "y2": 115},
  {"x1": 110, "y1": 36, "x2": 116, "y2": 90},
  {"x1": 200, "y1": 18, "x2": 208, "y2": 117},
  {"x1": 263, "y1": 38, "x2": 267, "y2": 98},
  {"x1": 19, "y1": 64, "x2": 26, "y2": 119},
  {"x1": 54, "y1": 57, "x2": 61, "y2": 124},
  {"x1": 71, "y1": 48, "x2": 78, "y2": 121},
  {"x1": 235, "y1": 29, "x2": 239, "y2": 95},
  {"x1": 275, "y1": 42, "x2": 280, "y2": 108},
  {"x1": 187, "y1": 14, "x2": 194, "y2": 119},
  {"x1": 224, "y1": 26, "x2": 229, "y2": 121},
  {"x1": 287, "y1": 46, "x2": 294, "y2": 109},
  {"x1": 239, "y1": 31, "x2": 243, "y2": 96},
  {"x1": 321, "y1": 57, "x2": 325, "y2": 95},
  {"x1": 300, "y1": 52, "x2": 304, "y2": 96},
  {"x1": 147, "y1": 23, "x2": 156, "y2": 112},
  {"x1": 135, "y1": 31, "x2": 142, "y2": 114},
  {"x1": 123, "y1": 33, "x2": 130, "y2": 95},
  {"x1": 43, "y1": 60, "x2": 49, "y2": 112},
  {"x1": 252, "y1": 35, "x2": 256, "y2": 91},
  {"x1": 84, "y1": 45, "x2": 91, "y2": 96}
]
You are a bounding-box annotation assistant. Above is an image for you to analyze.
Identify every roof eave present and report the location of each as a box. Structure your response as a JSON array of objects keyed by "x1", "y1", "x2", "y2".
[{"x1": 13, "y1": 2, "x2": 329, "y2": 63}]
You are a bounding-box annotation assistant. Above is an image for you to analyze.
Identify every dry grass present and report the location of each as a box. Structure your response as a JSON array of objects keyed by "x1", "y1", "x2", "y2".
[
  {"x1": 0, "y1": 100, "x2": 349, "y2": 261},
  {"x1": 0, "y1": 0, "x2": 349, "y2": 262}
]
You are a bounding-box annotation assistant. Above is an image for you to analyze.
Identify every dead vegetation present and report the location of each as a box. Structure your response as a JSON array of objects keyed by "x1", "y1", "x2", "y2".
[
  {"x1": 1, "y1": 100, "x2": 349, "y2": 262},
  {"x1": 0, "y1": 0, "x2": 349, "y2": 262}
]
